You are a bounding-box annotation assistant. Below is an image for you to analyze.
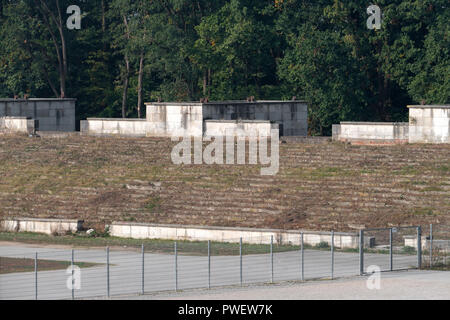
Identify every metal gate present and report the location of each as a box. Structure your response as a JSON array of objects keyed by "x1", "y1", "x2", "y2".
[{"x1": 359, "y1": 226, "x2": 422, "y2": 275}]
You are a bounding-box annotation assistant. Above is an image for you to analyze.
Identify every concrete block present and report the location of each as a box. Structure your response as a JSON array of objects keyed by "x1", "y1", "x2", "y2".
[
  {"x1": 1, "y1": 218, "x2": 83, "y2": 235},
  {"x1": 408, "y1": 105, "x2": 450, "y2": 143},
  {"x1": 109, "y1": 222, "x2": 360, "y2": 248}
]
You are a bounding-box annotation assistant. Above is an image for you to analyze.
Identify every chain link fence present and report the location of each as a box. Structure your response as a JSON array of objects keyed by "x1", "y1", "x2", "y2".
[
  {"x1": 421, "y1": 224, "x2": 450, "y2": 270},
  {"x1": 0, "y1": 226, "x2": 447, "y2": 299},
  {"x1": 360, "y1": 226, "x2": 420, "y2": 273}
]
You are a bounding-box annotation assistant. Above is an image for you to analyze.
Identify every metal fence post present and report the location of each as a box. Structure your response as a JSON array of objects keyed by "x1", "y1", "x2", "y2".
[
  {"x1": 239, "y1": 237, "x2": 243, "y2": 286},
  {"x1": 270, "y1": 235, "x2": 274, "y2": 283},
  {"x1": 208, "y1": 240, "x2": 211, "y2": 289},
  {"x1": 106, "y1": 247, "x2": 110, "y2": 298},
  {"x1": 141, "y1": 244, "x2": 145, "y2": 295},
  {"x1": 417, "y1": 226, "x2": 422, "y2": 269},
  {"x1": 175, "y1": 242, "x2": 178, "y2": 292},
  {"x1": 71, "y1": 249, "x2": 75, "y2": 300},
  {"x1": 300, "y1": 232, "x2": 304, "y2": 281},
  {"x1": 429, "y1": 224, "x2": 433, "y2": 268},
  {"x1": 331, "y1": 231, "x2": 334, "y2": 280},
  {"x1": 389, "y1": 228, "x2": 393, "y2": 271},
  {"x1": 34, "y1": 252, "x2": 38, "y2": 300},
  {"x1": 359, "y1": 230, "x2": 364, "y2": 275}
]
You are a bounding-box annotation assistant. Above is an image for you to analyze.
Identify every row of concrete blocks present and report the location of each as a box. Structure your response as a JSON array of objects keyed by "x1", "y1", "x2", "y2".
[
  {"x1": 1, "y1": 218, "x2": 83, "y2": 235},
  {"x1": 332, "y1": 122, "x2": 410, "y2": 144},
  {"x1": 332, "y1": 122, "x2": 450, "y2": 144},
  {"x1": 145, "y1": 103, "x2": 308, "y2": 137},
  {"x1": 5, "y1": 218, "x2": 443, "y2": 250},
  {"x1": 80, "y1": 118, "x2": 306, "y2": 138},
  {"x1": 1, "y1": 218, "x2": 367, "y2": 248}
]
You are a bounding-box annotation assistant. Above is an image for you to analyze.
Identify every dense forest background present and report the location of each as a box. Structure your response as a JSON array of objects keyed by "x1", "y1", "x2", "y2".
[{"x1": 0, "y1": 0, "x2": 448, "y2": 135}]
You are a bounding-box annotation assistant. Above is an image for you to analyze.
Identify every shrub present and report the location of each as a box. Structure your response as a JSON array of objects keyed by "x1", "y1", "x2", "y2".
[
  {"x1": 402, "y1": 246, "x2": 416, "y2": 254},
  {"x1": 316, "y1": 241, "x2": 330, "y2": 249}
]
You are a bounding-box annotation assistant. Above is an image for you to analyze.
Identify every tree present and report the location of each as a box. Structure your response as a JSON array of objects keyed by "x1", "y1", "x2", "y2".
[
  {"x1": 0, "y1": 0, "x2": 447, "y2": 133},
  {"x1": 408, "y1": 1, "x2": 449, "y2": 103},
  {"x1": 33, "y1": 0, "x2": 70, "y2": 98},
  {"x1": 193, "y1": 0, "x2": 282, "y2": 100},
  {"x1": 277, "y1": 0, "x2": 449, "y2": 134}
]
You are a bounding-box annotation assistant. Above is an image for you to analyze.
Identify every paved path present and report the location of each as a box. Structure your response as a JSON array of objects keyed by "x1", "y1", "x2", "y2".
[
  {"x1": 135, "y1": 270, "x2": 450, "y2": 300},
  {"x1": 0, "y1": 243, "x2": 417, "y2": 300}
]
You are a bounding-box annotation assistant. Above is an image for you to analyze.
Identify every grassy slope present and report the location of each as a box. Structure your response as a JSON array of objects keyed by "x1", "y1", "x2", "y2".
[{"x1": 0, "y1": 134, "x2": 449, "y2": 236}]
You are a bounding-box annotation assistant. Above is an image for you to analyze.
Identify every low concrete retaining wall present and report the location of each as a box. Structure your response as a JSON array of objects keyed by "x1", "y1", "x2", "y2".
[
  {"x1": 108, "y1": 222, "x2": 369, "y2": 248},
  {"x1": 1, "y1": 218, "x2": 83, "y2": 235},
  {"x1": 404, "y1": 236, "x2": 450, "y2": 252},
  {"x1": 82, "y1": 118, "x2": 281, "y2": 139},
  {"x1": 80, "y1": 118, "x2": 148, "y2": 137},
  {"x1": 404, "y1": 236, "x2": 427, "y2": 250},
  {"x1": 332, "y1": 122, "x2": 409, "y2": 145},
  {"x1": 0, "y1": 116, "x2": 37, "y2": 135},
  {"x1": 204, "y1": 120, "x2": 279, "y2": 137}
]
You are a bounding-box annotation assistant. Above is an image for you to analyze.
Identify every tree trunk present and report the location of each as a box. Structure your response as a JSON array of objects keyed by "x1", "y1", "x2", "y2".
[
  {"x1": 44, "y1": 66, "x2": 59, "y2": 98},
  {"x1": 208, "y1": 68, "x2": 211, "y2": 96},
  {"x1": 122, "y1": 54, "x2": 130, "y2": 118},
  {"x1": 101, "y1": 0, "x2": 106, "y2": 33},
  {"x1": 137, "y1": 52, "x2": 144, "y2": 118},
  {"x1": 55, "y1": 0, "x2": 67, "y2": 98},
  {"x1": 36, "y1": 0, "x2": 67, "y2": 98},
  {"x1": 203, "y1": 70, "x2": 207, "y2": 96},
  {"x1": 121, "y1": 15, "x2": 131, "y2": 118}
]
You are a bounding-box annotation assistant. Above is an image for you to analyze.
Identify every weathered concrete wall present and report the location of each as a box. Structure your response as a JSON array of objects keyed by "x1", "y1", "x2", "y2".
[
  {"x1": 332, "y1": 122, "x2": 409, "y2": 145},
  {"x1": 1, "y1": 218, "x2": 83, "y2": 235},
  {"x1": 404, "y1": 236, "x2": 450, "y2": 252},
  {"x1": 203, "y1": 101, "x2": 308, "y2": 136},
  {"x1": 145, "y1": 101, "x2": 308, "y2": 137},
  {"x1": 108, "y1": 222, "x2": 369, "y2": 248},
  {"x1": 0, "y1": 116, "x2": 37, "y2": 135},
  {"x1": 204, "y1": 120, "x2": 279, "y2": 137},
  {"x1": 408, "y1": 105, "x2": 450, "y2": 143},
  {"x1": 80, "y1": 118, "x2": 148, "y2": 137},
  {"x1": 146, "y1": 103, "x2": 203, "y2": 137},
  {"x1": 0, "y1": 99, "x2": 76, "y2": 131}
]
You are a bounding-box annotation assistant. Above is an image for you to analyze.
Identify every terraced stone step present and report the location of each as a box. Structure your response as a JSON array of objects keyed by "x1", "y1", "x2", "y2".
[{"x1": 0, "y1": 134, "x2": 448, "y2": 232}]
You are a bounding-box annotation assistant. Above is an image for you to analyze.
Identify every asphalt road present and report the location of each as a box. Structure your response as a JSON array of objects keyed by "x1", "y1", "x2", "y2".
[
  {"x1": 136, "y1": 270, "x2": 450, "y2": 300},
  {"x1": 125, "y1": 270, "x2": 450, "y2": 301},
  {"x1": 0, "y1": 242, "x2": 418, "y2": 300}
]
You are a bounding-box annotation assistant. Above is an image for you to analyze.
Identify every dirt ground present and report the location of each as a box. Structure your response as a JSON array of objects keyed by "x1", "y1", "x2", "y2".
[{"x1": 0, "y1": 255, "x2": 97, "y2": 274}]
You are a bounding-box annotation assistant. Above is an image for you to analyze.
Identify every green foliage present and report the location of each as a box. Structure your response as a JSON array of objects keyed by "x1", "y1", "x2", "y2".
[
  {"x1": 402, "y1": 246, "x2": 416, "y2": 254},
  {"x1": 0, "y1": 0, "x2": 448, "y2": 134},
  {"x1": 316, "y1": 241, "x2": 330, "y2": 249},
  {"x1": 145, "y1": 196, "x2": 161, "y2": 212}
]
